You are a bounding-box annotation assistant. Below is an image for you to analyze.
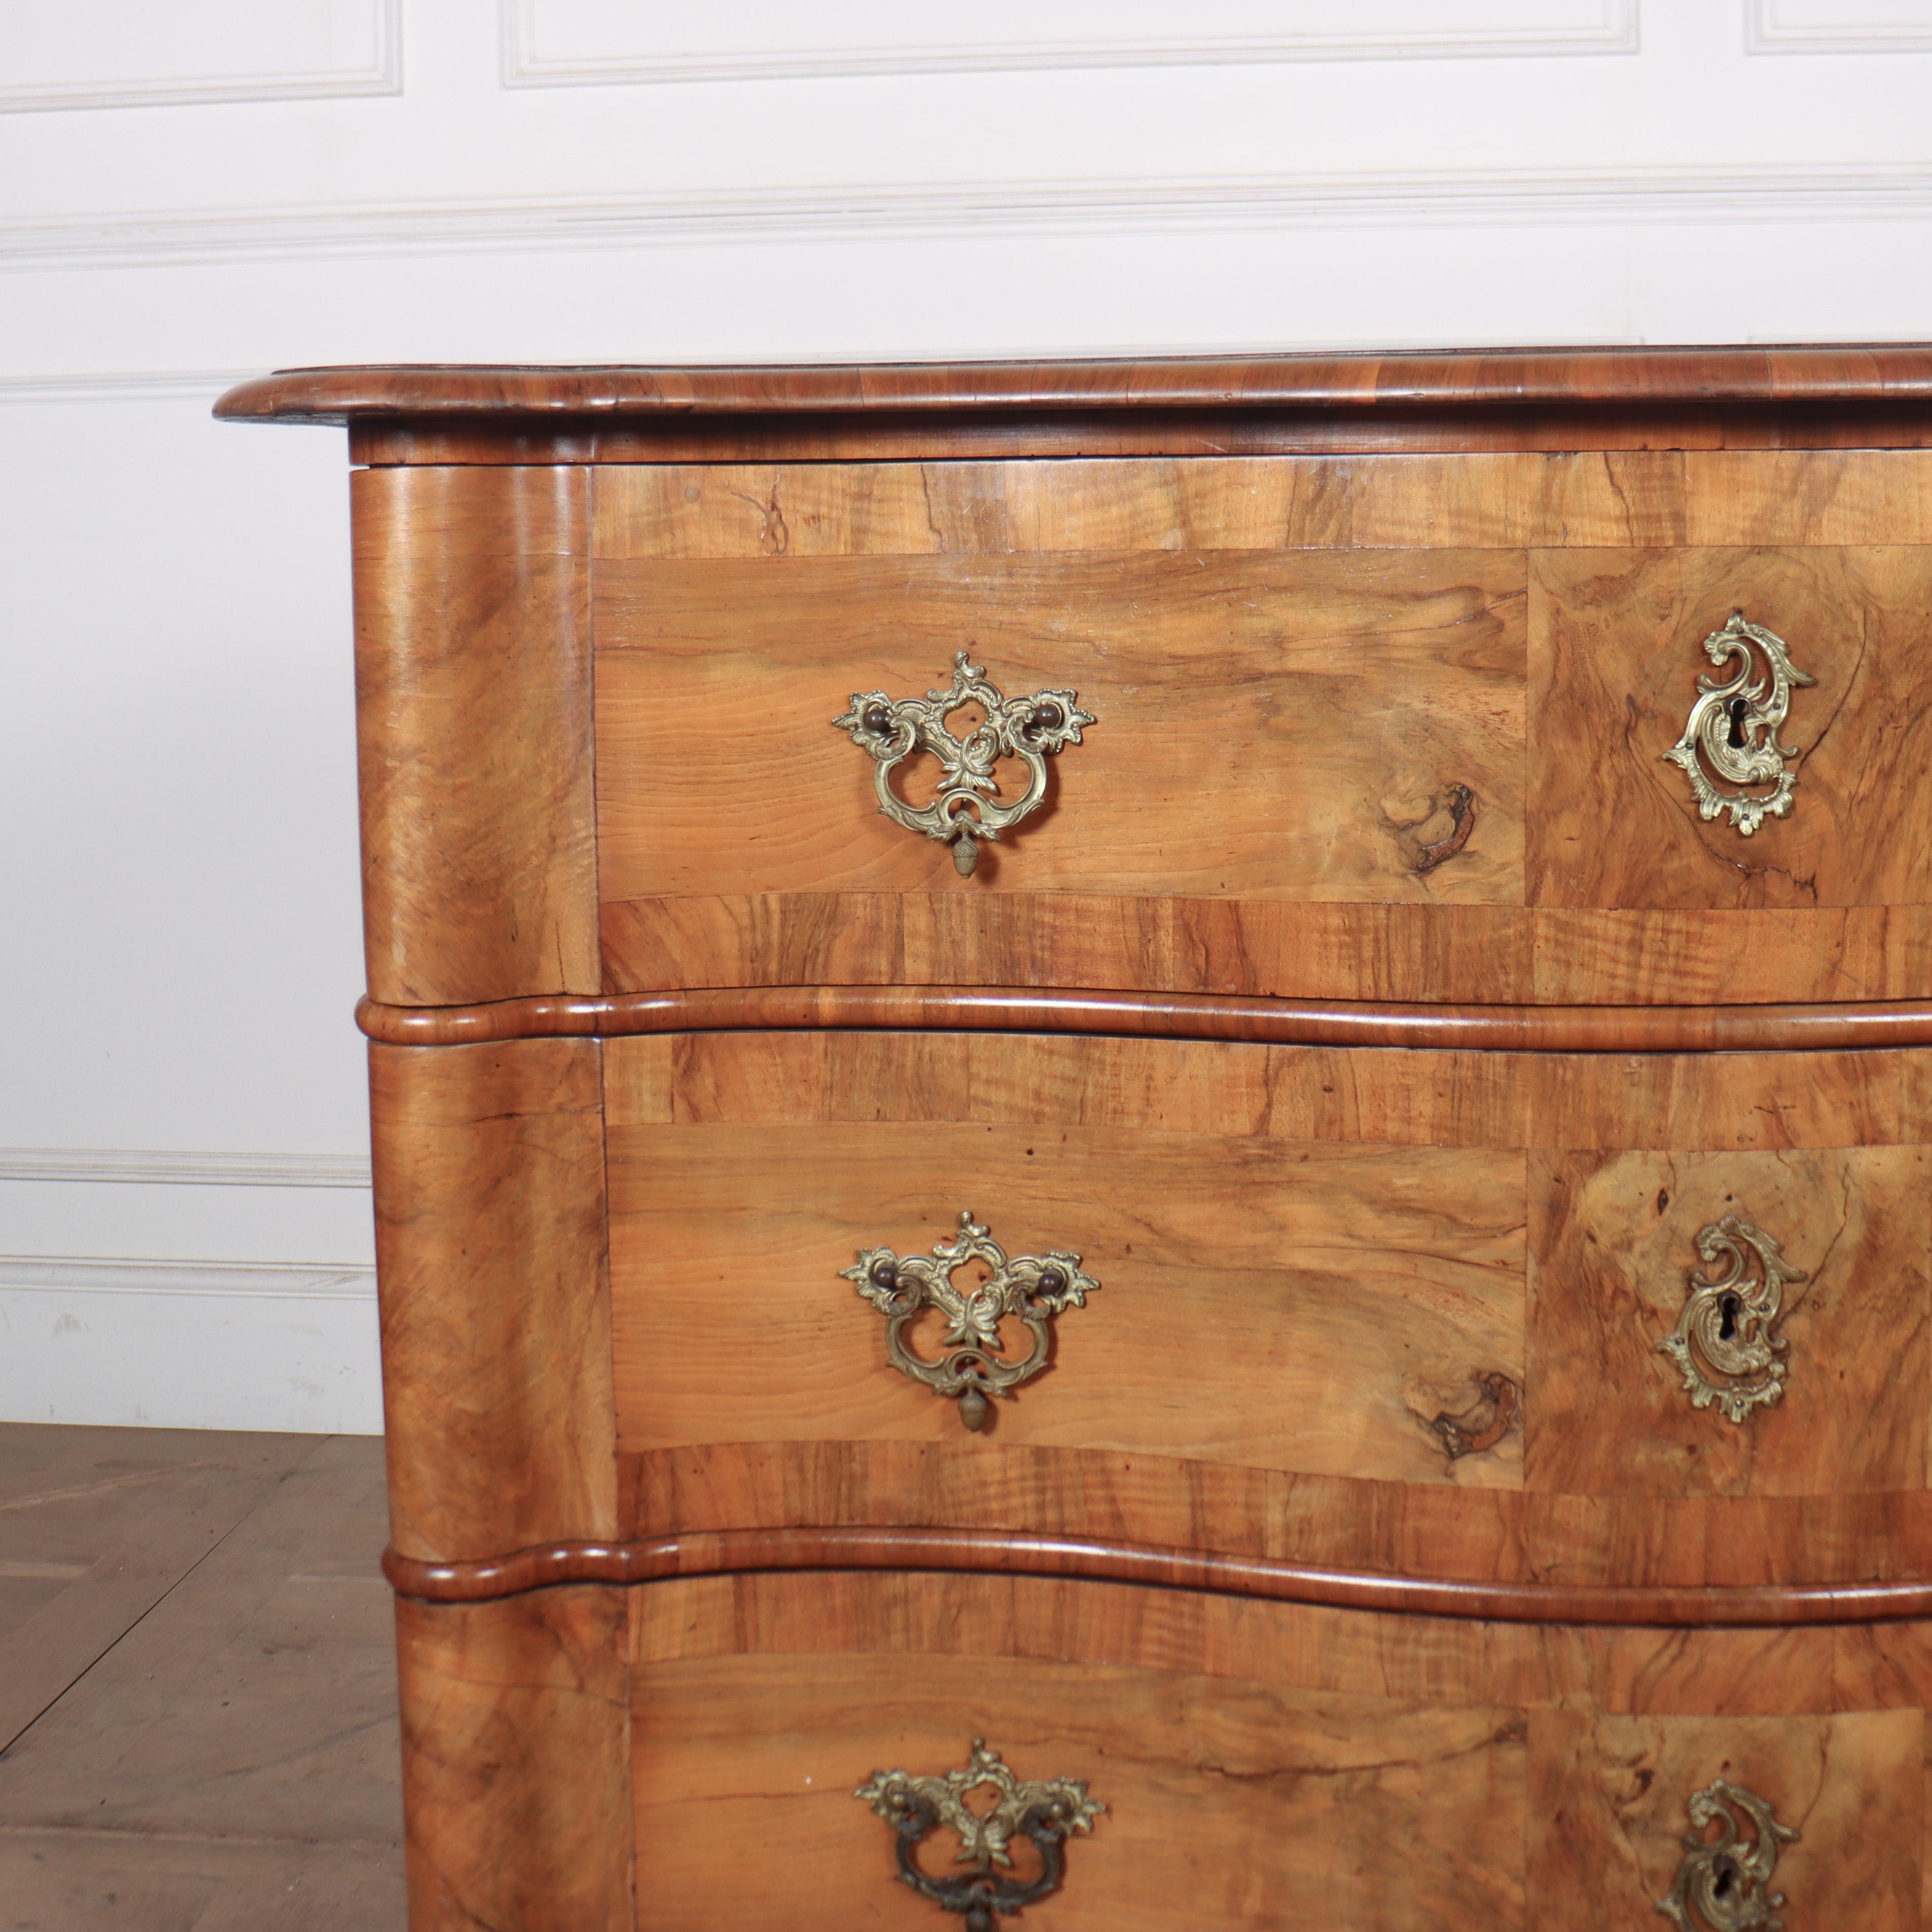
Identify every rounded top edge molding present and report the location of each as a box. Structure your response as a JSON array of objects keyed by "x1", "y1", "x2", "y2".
[{"x1": 214, "y1": 345, "x2": 1932, "y2": 424}]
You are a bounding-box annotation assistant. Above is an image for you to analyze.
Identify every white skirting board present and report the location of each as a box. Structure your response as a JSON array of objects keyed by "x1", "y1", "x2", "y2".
[
  {"x1": 0, "y1": 1158, "x2": 379, "y2": 1433},
  {"x1": 0, "y1": 1258, "x2": 382, "y2": 1435}
]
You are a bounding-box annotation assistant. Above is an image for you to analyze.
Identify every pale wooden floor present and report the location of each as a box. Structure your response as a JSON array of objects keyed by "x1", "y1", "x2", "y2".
[{"x1": 0, "y1": 1425, "x2": 403, "y2": 1930}]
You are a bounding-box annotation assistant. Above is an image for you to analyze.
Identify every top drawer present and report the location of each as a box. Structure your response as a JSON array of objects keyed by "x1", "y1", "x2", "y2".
[
  {"x1": 593, "y1": 455, "x2": 1932, "y2": 1007},
  {"x1": 347, "y1": 453, "x2": 1932, "y2": 1008}
]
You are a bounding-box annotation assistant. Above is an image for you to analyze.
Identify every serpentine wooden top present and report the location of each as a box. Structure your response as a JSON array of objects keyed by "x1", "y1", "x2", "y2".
[{"x1": 217, "y1": 346, "x2": 1932, "y2": 423}]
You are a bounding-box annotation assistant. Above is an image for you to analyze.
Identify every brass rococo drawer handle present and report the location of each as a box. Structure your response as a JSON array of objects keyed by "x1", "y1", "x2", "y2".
[
  {"x1": 1656, "y1": 1779, "x2": 1798, "y2": 1932},
  {"x1": 1658, "y1": 1214, "x2": 1806, "y2": 1424},
  {"x1": 843, "y1": 1210, "x2": 1098, "y2": 1430},
  {"x1": 856, "y1": 1739, "x2": 1105, "y2": 1932},
  {"x1": 1662, "y1": 612, "x2": 1815, "y2": 836},
  {"x1": 834, "y1": 652, "x2": 1094, "y2": 875}
]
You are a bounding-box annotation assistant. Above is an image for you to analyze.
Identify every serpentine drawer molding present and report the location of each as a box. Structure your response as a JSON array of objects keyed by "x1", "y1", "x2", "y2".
[{"x1": 220, "y1": 347, "x2": 1932, "y2": 1929}]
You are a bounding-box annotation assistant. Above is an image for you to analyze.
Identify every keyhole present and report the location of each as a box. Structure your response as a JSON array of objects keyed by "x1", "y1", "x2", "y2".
[
  {"x1": 1712, "y1": 1854, "x2": 1739, "y2": 1898},
  {"x1": 1726, "y1": 696, "x2": 1750, "y2": 749},
  {"x1": 1718, "y1": 1293, "x2": 1741, "y2": 1341}
]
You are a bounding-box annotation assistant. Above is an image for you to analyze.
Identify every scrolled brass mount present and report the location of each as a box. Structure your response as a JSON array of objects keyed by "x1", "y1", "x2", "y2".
[
  {"x1": 1655, "y1": 1779, "x2": 1798, "y2": 1932},
  {"x1": 832, "y1": 652, "x2": 1094, "y2": 875},
  {"x1": 843, "y1": 1211, "x2": 1097, "y2": 1430},
  {"x1": 855, "y1": 1739, "x2": 1105, "y2": 1931},
  {"x1": 1658, "y1": 1215, "x2": 1806, "y2": 1424},
  {"x1": 1662, "y1": 612, "x2": 1815, "y2": 836}
]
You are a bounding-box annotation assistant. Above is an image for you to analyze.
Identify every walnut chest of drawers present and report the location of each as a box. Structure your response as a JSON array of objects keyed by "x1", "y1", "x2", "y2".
[{"x1": 220, "y1": 350, "x2": 1932, "y2": 1930}]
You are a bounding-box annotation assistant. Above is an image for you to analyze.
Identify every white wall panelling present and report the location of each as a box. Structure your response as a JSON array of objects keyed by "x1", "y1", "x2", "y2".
[
  {"x1": 13, "y1": 163, "x2": 1932, "y2": 279},
  {"x1": 1747, "y1": 2, "x2": 1932, "y2": 55},
  {"x1": 0, "y1": 1258, "x2": 380, "y2": 1433},
  {"x1": 0, "y1": 381, "x2": 366, "y2": 1432},
  {"x1": 4, "y1": 2, "x2": 1931, "y2": 1434},
  {"x1": 504, "y1": 0, "x2": 1640, "y2": 87},
  {"x1": 0, "y1": 0, "x2": 402, "y2": 113},
  {"x1": 0, "y1": 1258, "x2": 372, "y2": 1303},
  {"x1": 0, "y1": 1151, "x2": 371, "y2": 1187}
]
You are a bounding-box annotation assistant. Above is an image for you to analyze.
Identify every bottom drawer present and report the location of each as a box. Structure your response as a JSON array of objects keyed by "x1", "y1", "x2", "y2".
[{"x1": 395, "y1": 1572, "x2": 1931, "y2": 1930}]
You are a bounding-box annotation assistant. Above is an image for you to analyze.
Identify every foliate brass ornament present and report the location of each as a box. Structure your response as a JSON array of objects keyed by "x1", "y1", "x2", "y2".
[
  {"x1": 843, "y1": 1211, "x2": 1097, "y2": 1430},
  {"x1": 1655, "y1": 1779, "x2": 1798, "y2": 1932},
  {"x1": 1658, "y1": 1216, "x2": 1806, "y2": 1425},
  {"x1": 855, "y1": 1739, "x2": 1105, "y2": 1932},
  {"x1": 1662, "y1": 612, "x2": 1816, "y2": 836},
  {"x1": 832, "y1": 652, "x2": 1093, "y2": 876}
]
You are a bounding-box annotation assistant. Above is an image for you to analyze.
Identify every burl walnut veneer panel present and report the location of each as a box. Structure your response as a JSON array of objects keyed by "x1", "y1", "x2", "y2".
[
  {"x1": 640, "y1": 1659, "x2": 1521, "y2": 1930},
  {"x1": 1530, "y1": 1146, "x2": 1931, "y2": 1499},
  {"x1": 599, "y1": 893, "x2": 1542, "y2": 1005},
  {"x1": 591, "y1": 451, "x2": 1932, "y2": 558},
  {"x1": 1531, "y1": 1707, "x2": 1923, "y2": 1931},
  {"x1": 617, "y1": 1124, "x2": 1526, "y2": 1488},
  {"x1": 594, "y1": 547, "x2": 1525, "y2": 902},
  {"x1": 1532, "y1": 546, "x2": 1932, "y2": 912}
]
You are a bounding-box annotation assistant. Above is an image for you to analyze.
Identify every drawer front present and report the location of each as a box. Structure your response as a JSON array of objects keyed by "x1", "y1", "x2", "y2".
[
  {"x1": 392, "y1": 1572, "x2": 1932, "y2": 1931},
  {"x1": 588, "y1": 457, "x2": 1932, "y2": 1007},
  {"x1": 604, "y1": 1032, "x2": 1932, "y2": 1589}
]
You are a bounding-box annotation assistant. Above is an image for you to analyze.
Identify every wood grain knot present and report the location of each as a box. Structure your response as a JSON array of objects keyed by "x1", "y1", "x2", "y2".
[
  {"x1": 1428, "y1": 1371, "x2": 1521, "y2": 1460},
  {"x1": 1379, "y1": 779, "x2": 1480, "y2": 875}
]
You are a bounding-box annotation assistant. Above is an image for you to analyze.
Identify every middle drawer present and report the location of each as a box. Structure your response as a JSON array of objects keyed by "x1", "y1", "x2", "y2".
[{"x1": 607, "y1": 1030, "x2": 1932, "y2": 1593}]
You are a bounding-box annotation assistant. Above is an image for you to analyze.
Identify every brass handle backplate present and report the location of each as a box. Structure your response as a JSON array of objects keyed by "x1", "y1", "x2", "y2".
[
  {"x1": 1662, "y1": 612, "x2": 1815, "y2": 835},
  {"x1": 1656, "y1": 1779, "x2": 1798, "y2": 1932},
  {"x1": 856, "y1": 1739, "x2": 1105, "y2": 1932},
  {"x1": 1658, "y1": 1214, "x2": 1806, "y2": 1424},
  {"x1": 833, "y1": 652, "x2": 1094, "y2": 875},
  {"x1": 843, "y1": 1210, "x2": 1097, "y2": 1430}
]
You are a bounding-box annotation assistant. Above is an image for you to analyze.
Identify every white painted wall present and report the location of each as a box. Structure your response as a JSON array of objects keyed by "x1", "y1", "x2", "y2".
[{"x1": 2, "y1": 1, "x2": 1929, "y2": 1432}]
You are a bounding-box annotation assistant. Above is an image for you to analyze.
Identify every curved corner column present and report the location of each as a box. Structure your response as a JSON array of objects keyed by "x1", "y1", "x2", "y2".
[{"x1": 351, "y1": 463, "x2": 598, "y2": 1007}]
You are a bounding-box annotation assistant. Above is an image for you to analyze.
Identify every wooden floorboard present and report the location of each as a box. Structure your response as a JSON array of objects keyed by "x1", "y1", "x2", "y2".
[
  {"x1": 0, "y1": 1424, "x2": 402, "y2": 1930},
  {"x1": 0, "y1": 1425, "x2": 309, "y2": 1753},
  {"x1": 0, "y1": 1829, "x2": 405, "y2": 1931}
]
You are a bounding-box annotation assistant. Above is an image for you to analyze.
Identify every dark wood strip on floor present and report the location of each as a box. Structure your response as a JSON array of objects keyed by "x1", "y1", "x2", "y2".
[{"x1": 0, "y1": 1424, "x2": 401, "y2": 1929}]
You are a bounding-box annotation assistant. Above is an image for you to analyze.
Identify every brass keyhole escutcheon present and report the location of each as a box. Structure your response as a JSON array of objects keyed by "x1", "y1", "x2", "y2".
[
  {"x1": 833, "y1": 653, "x2": 1093, "y2": 876},
  {"x1": 1662, "y1": 611, "x2": 1815, "y2": 836},
  {"x1": 1656, "y1": 1779, "x2": 1797, "y2": 1932},
  {"x1": 1658, "y1": 1215, "x2": 1806, "y2": 1424}
]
